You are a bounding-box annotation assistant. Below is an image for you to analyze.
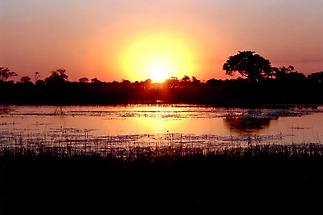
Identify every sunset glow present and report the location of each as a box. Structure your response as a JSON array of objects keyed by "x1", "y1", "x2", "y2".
[
  {"x1": 1, "y1": 0, "x2": 323, "y2": 81},
  {"x1": 121, "y1": 34, "x2": 196, "y2": 82}
]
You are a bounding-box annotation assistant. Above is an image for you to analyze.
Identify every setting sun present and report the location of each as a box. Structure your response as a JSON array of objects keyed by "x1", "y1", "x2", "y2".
[
  {"x1": 147, "y1": 61, "x2": 171, "y2": 83},
  {"x1": 121, "y1": 34, "x2": 196, "y2": 82}
]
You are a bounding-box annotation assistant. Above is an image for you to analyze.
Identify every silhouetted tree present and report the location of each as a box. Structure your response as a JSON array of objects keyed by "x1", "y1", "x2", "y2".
[
  {"x1": 79, "y1": 77, "x2": 89, "y2": 83},
  {"x1": 273, "y1": 66, "x2": 306, "y2": 81},
  {"x1": 182, "y1": 75, "x2": 191, "y2": 83},
  {"x1": 308, "y1": 72, "x2": 323, "y2": 84},
  {"x1": 166, "y1": 77, "x2": 180, "y2": 88},
  {"x1": 286, "y1": 72, "x2": 307, "y2": 81},
  {"x1": 91, "y1": 78, "x2": 101, "y2": 84},
  {"x1": 272, "y1": 66, "x2": 295, "y2": 80},
  {"x1": 0, "y1": 67, "x2": 17, "y2": 81},
  {"x1": 192, "y1": 76, "x2": 201, "y2": 86},
  {"x1": 223, "y1": 51, "x2": 272, "y2": 82},
  {"x1": 206, "y1": 79, "x2": 218, "y2": 86},
  {"x1": 36, "y1": 80, "x2": 45, "y2": 86},
  {"x1": 45, "y1": 69, "x2": 68, "y2": 85},
  {"x1": 20, "y1": 76, "x2": 32, "y2": 83},
  {"x1": 121, "y1": 80, "x2": 131, "y2": 84},
  {"x1": 143, "y1": 79, "x2": 152, "y2": 88}
]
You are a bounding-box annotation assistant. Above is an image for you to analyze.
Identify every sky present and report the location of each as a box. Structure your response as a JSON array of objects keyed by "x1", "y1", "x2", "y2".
[{"x1": 1, "y1": 0, "x2": 323, "y2": 82}]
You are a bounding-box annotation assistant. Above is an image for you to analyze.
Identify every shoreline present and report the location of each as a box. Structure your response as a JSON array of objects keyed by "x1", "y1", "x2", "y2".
[{"x1": 0, "y1": 102, "x2": 322, "y2": 109}]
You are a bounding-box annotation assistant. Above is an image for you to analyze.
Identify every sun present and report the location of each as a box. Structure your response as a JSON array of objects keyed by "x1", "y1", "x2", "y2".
[
  {"x1": 121, "y1": 33, "x2": 196, "y2": 82},
  {"x1": 148, "y1": 62, "x2": 170, "y2": 83}
]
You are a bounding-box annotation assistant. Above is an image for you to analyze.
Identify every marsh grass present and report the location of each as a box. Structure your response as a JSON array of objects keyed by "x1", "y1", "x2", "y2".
[
  {"x1": 1, "y1": 129, "x2": 323, "y2": 160},
  {"x1": 2, "y1": 125, "x2": 323, "y2": 214},
  {"x1": 1, "y1": 136, "x2": 323, "y2": 214}
]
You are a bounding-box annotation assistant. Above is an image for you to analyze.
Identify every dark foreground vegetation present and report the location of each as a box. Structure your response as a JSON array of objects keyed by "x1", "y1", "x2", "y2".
[
  {"x1": 1, "y1": 144, "x2": 323, "y2": 214},
  {"x1": 1, "y1": 51, "x2": 323, "y2": 105}
]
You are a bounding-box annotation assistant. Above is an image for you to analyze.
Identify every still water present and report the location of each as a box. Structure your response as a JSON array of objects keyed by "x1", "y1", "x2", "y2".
[{"x1": 0, "y1": 105, "x2": 323, "y2": 151}]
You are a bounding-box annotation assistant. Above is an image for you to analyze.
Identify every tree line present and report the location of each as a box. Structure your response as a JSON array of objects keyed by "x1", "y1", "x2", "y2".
[{"x1": 1, "y1": 51, "x2": 323, "y2": 105}]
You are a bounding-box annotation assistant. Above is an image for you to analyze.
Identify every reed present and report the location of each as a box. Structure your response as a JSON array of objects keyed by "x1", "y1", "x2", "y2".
[{"x1": 1, "y1": 130, "x2": 323, "y2": 161}]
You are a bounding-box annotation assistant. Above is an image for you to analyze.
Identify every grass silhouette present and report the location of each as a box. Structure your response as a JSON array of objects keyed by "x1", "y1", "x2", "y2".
[{"x1": 1, "y1": 142, "x2": 323, "y2": 214}]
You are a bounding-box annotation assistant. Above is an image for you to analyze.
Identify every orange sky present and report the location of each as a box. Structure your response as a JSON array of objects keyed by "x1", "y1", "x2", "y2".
[{"x1": 1, "y1": 0, "x2": 323, "y2": 82}]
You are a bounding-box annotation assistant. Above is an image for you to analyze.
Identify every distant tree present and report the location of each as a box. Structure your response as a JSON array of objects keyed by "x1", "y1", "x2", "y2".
[
  {"x1": 166, "y1": 77, "x2": 180, "y2": 88},
  {"x1": 20, "y1": 76, "x2": 32, "y2": 83},
  {"x1": 284, "y1": 72, "x2": 307, "y2": 81},
  {"x1": 36, "y1": 80, "x2": 45, "y2": 86},
  {"x1": 45, "y1": 69, "x2": 68, "y2": 85},
  {"x1": 181, "y1": 75, "x2": 191, "y2": 83},
  {"x1": 0, "y1": 67, "x2": 17, "y2": 81},
  {"x1": 273, "y1": 66, "x2": 306, "y2": 81},
  {"x1": 133, "y1": 81, "x2": 140, "y2": 88},
  {"x1": 121, "y1": 80, "x2": 131, "y2": 85},
  {"x1": 192, "y1": 76, "x2": 201, "y2": 86},
  {"x1": 143, "y1": 79, "x2": 152, "y2": 88},
  {"x1": 308, "y1": 72, "x2": 323, "y2": 84},
  {"x1": 206, "y1": 79, "x2": 215, "y2": 85},
  {"x1": 272, "y1": 66, "x2": 295, "y2": 80},
  {"x1": 223, "y1": 51, "x2": 272, "y2": 82},
  {"x1": 91, "y1": 78, "x2": 102, "y2": 84},
  {"x1": 112, "y1": 80, "x2": 119, "y2": 85},
  {"x1": 79, "y1": 77, "x2": 89, "y2": 83}
]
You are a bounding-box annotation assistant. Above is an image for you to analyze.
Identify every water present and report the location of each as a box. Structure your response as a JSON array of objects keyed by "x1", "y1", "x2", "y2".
[{"x1": 0, "y1": 105, "x2": 322, "y2": 155}]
